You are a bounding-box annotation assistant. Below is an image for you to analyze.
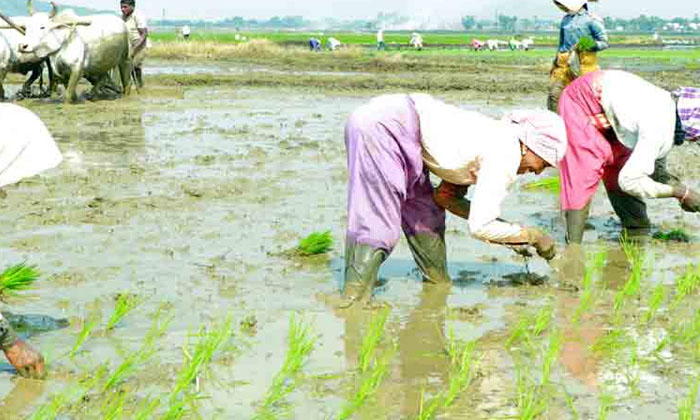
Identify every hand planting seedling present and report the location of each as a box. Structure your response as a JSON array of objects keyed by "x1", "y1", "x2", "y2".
[{"x1": 0, "y1": 263, "x2": 40, "y2": 301}]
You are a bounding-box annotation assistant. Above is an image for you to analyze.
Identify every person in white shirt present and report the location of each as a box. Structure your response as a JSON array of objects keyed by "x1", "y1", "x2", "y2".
[
  {"x1": 120, "y1": 0, "x2": 148, "y2": 87},
  {"x1": 376, "y1": 29, "x2": 386, "y2": 50},
  {"x1": 0, "y1": 104, "x2": 63, "y2": 379},
  {"x1": 328, "y1": 37, "x2": 341, "y2": 51},
  {"x1": 342, "y1": 94, "x2": 566, "y2": 307},
  {"x1": 558, "y1": 70, "x2": 700, "y2": 243},
  {"x1": 182, "y1": 25, "x2": 191, "y2": 40}
]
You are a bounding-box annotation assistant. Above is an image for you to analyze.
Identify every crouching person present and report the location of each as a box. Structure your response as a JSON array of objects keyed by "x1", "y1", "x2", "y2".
[
  {"x1": 0, "y1": 103, "x2": 63, "y2": 378},
  {"x1": 341, "y1": 94, "x2": 567, "y2": 307},
  {"x1": 558, "y1": 70, "x2": 700, "y2": 243}
]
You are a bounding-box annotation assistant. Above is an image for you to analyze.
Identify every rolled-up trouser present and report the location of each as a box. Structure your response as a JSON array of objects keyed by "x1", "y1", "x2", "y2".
[
  {"x1": 0, "y1": 312, "x2": 18, "y2": 351},
  {"x1": 548, "y1": 52, "x2": 576, "y2": 113},
  {"x1": 345, "y1": 94, "x2": 447, "y2": 281}
]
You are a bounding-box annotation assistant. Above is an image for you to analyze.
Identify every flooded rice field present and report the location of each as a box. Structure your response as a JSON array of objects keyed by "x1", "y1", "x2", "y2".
[{"x1": 0, "y1": 63, "x2": 699, "y2": 419}]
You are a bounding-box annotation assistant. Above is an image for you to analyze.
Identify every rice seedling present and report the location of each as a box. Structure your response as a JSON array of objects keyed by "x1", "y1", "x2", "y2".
[
  {"x1": 255, "y1": 314, "x2": 315, "y2": 419},
  {"x1": 574, "y1": 250, "x2": 607, "y2": 324},
  {"x1": 672, "y1": 264, "x2": 700, "y2": 309},
  {"x1": 296, "y1": 230, "x2": 334, "y2": 256},
  {"x1": 69, "y1": 316, "x2": 100, "y2": 359},
  {"x1": 29, "y1": 365, "x2": 108, "y2": 420},
  {"x1": 653, "y1": 228, "x2": 691, "y2": 243},
  {"x1": 591, "y1": 328, "x2": 632, "y2": 359},
  {"x1": 134, "y1": 397, "x2": 161, "y2": 420},
  {"x1": 0, "y1": 262, "x2": 39, "y2": 301},
  {"x1": 563, "y1": 388, "x2": 580, "y2": 420},
  {"x1": 642, "y1": 283, "x2": 667, "y2": 325},
  {"x1": 106, "y1": 293, "x2": 142, "y2": 330},
  {"x1": 101, "y1": 390, "x2": 126, "y2": 420},
  {"x1": 612, "y1": 236, "x2": 648, "y2": 319},
  {"x1": 522, "y1": 176, "x2": 560, "y2": 193},
  {"x1": 678, "y1": 375, "x2": 700, "y2": 420},
  {"x1": 506, "y1": 305, "x2": 553, "y2": 351},
  {"x1": 597, "y1": 391, "x2": 614, "y2": 420},
  {"x1": 443, "y1": 337, "x2": 477, "y2": 407},
  {"x1": 577, "y1": 36, "x2": 597, "y2": 52},
  {"x1": 338, "y1": 307, "x2": 394, "y2": 420}
]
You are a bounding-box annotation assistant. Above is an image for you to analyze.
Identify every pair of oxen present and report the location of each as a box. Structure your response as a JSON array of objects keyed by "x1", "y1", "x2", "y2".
[{"x1": 0, "y1": 1, "x2": 132, "y2": 103}]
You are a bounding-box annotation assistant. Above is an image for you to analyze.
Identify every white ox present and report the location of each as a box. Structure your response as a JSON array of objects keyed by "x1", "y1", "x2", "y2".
[
  {"x1": 0, "y1": 16, "x2": 47, "y2": 100},
  {"x1": 17, "y1": 7, "x2": 131, "y2": 104}
]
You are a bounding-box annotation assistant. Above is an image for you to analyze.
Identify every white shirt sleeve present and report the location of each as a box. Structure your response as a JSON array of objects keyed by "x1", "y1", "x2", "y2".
[
  {"x1": 135, "y1": 11, "x2": 148, "y2": 30},
  {"x1": 602, "y1": 72, "x2": 675, "y2": 199},
  {"x1": 468, "y1": 148, "x2": 524, "y2": 242}
]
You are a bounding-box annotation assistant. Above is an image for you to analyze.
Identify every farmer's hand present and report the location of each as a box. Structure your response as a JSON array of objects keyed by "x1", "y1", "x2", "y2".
[
  {"x1": 680, "y1": 188, "x2": 700, "y2": 213},
  {"x1": 507, "y1": 244, "x2": 534, "y2": 258},
  {"x1": 3, "y1": 339, "x2": 46, "y2": 379},
  {"x1": 524, "y1": 228, "x2": 557, "y2": 261}
]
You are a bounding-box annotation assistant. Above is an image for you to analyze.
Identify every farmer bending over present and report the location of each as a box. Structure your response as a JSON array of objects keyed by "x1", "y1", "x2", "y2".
[
  {"x1": 549, "y1": 0, "x2": 609, "y2": 112},
  {"x1": 0, "y1": 104, "x2": 63, "y2": 378},
  {"x1": 341, "y1": 94, "x2": 567, "y2": 307},
  {"x1": 558, "y1": 70, "x2": 700, "y2": 243}
]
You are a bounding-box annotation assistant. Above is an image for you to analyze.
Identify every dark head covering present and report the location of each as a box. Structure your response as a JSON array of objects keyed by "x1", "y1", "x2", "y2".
[{"x1": 120, "y1": 0, "x2": 135, "y2": 6}]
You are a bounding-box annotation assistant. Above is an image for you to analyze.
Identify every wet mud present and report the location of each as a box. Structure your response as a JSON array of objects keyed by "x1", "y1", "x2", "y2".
[{"x1": 0, "y1": 58, "x2": 698, "y2": 418}]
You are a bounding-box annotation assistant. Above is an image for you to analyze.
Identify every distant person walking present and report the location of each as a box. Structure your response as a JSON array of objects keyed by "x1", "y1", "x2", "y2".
[
  {"x1": 376, "y1": 29, "x2": 386, "y2": 50},
  {"x1": 120, "y1": 0, "x2": 149, "y2": 88},
  {"x1": 548, "y1": 0, "x2": 609, "y2": 112},
  {"x1": 182, "y1": 24, "x2": 191, "y2": 40}
]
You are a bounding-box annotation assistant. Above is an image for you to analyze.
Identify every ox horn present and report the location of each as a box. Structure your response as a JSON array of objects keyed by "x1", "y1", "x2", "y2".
[
  {"x1": 0, "y1": 12, "x2": 26, "y2": 35},
  {"x1": 26, "y1": 0, "x2": 34, "y2": 16},
  {"x1": 49, "y1": 2, "x2": 57, "y2": 19}
]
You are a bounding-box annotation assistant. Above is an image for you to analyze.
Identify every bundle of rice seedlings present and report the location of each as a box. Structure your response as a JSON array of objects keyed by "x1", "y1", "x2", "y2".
[
  {"x1": 653, "y1": 228, "x2": 691, "y2": 243},
  {"x1": 296, "y1": 231, "x2": 333, "y2": 256},
  {"x1": 0, "y1": 263, "x2": 40, "y2": 301},
  {"x1": 577, "y1": 36, "x2": 597, "y2": 52},
  {"x1": 523, "y1": 176, "x2": 560, "y2": 193}
]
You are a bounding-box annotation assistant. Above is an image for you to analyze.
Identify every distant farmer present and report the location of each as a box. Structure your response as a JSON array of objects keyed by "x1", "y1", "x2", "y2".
[
  {"x1": 328, "y1": 37, "x2": 341, "y2": 51},
  {"x1": 549, "y1": 0, "x2": 609, "y2": 112},
  {"x1": 120, "y1": 0, "x2": 148, "y2": 88},
  {"x1": 409, "y1": 32, "x2": 423, "y2": 50},
  {"x1": 377, "y1": 29, "x2": 386, "y2": 50},
  {"x1": 309, "y1": 38, "x2": 321, "y2": 52},
  {"x1": 182, "y1": 24, "x2": 191, "y2": 40},
  {"x1": 341, "y1": 94, "x2": 567, "y2": 307},
  {"x1": 558, "y1": 70, "x2": 700, "y2": 243},
  {"x1": 0, "y1": 104, "x2": 63, "y2": 379},
  {"x1": 471, "y1": 39, "x2": 485, "y2": 51}
]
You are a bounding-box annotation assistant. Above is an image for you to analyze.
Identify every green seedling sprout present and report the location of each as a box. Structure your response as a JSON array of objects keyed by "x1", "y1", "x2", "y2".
[
  {"x1": 678, "y1": 375, "x2": 700, "y2": 420},
  {"x1": 339, "y1": 307, "x2": 394, "y2": 420},
  {"x1": 69, "y1": 317, "x2": 100, "y2": 359},
  {"x1": 653, "y1": 228, "x2": 691, "y2": 243},
  {"x1": 574, "y1": 250, "x2": 607, "y2": 324},
  {"x1": 642, "y1": 283, "x2": 666, "y2": 325},
  {"x1": 296, "y1": 230, "x2": 334, "y2": 256},
  {"x1": 672, "y1": 264, "x2": 700, "y2": 309},
  {"x1": 256, "y1": 313, "x2": 315, "y2": 419},
  {"x1": 106, "y1": 293, "x2": 142, "y2": 330},
  {"x1": 523, "y1": 176, "x2": 560, "y2": 193},
  {"x1": 0, "y1": 262, "x2": 40, "y2": 301},
  {"x1": 577, "y1": 36, "x2": 597, "y2": 52}
]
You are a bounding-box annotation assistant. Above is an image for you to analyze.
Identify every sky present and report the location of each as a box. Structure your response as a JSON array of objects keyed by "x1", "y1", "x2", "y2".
[{"x1": 59, "y1": 0, "x2": 699, "y2": 21}]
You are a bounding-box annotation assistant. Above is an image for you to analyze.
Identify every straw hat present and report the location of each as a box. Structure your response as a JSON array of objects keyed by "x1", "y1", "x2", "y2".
[{"x1": 553, "y1": 0, "x2": 587, "y2": 13}]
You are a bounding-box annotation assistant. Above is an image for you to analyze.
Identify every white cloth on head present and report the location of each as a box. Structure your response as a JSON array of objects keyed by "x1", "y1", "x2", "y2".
[
  {"x1": 504, "y1": 109, "x2": 568, "y2": 167},
  {"x1": 0, "y1": 104, "x2": 62, "y2": 188},
  {"x1": 410, "y1": 93, "x2": 526, "y2": 243}
]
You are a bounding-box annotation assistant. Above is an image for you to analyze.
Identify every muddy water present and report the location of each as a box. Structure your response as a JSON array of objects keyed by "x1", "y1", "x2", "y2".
[{"x1": 0, "y1": 77, "x2": 698, "y2": 419}]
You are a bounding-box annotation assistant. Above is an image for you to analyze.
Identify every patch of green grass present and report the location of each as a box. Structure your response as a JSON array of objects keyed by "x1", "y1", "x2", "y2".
[
  {"x1": 255, "y1": 314, "x2": 315, "y2": 419},
  {"x1": 653, "y1": 228, "x2": 691, "y2": 243},
  {"x1": 296, "y1": 230, "x2": 334, "y2": 256},
  {"x1": 106, "y1": 293, "x2": 142, "y2": 330},
  {"x1": 523, "y1": 176, "x2": 560, "y2": 193},
  {"x1": 0, "y1": 262, "x2": 39, "y2": 301}
]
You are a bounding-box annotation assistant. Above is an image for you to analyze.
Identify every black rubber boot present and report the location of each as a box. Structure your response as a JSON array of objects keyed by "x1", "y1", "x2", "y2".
[
  {"x1": 406, "y1": 232, "x2": 450, "y2": 284},
  {"x1": 607, "y1": 191, "x2": 651, "y2": 238},
  {"x1": 0, "y1": 314, "x2": 19, "y2": 351},
  {"x1": 341, "y1": 242, "x2": 387, "y2": 308},
  {"x1": 135, "y1": 67, "x2": 144, "y2": 88}
]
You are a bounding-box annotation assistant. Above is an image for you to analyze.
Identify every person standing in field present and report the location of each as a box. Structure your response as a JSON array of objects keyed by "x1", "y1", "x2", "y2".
[
  {"x1": 376, "y1": 29, "x2": 386, "y2": 50},
  {"x1": 120, "y1": 0, "x2": 149, "y2": 88},
  {"x1": 341, "y1": 94, "x2": 566, "y2": 307},
  {"x1": 557, "y1": 70, "x2": 700, "y2": 243},
  {"x1": 548, "y1": 0, "x2": 609, "y2": 112},
  {"x1": 0, "y1": 104, "x2": 63, "y2": 379},
  {"x1": 182, "y1": 24, "x2": 191, "y2": 40}
]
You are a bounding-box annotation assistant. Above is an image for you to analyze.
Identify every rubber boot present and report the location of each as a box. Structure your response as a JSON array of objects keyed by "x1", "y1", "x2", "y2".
[
  {"x1": 406, "y1": 233, "x2": 450, "y2": 284},
  {"x1": 564, "y1": 202, "x2": 592, "y2": 244},
  {"x1": 607, "y1": 192, "x2": 651, "y2": 238},
  {"x1": 341, "y1": 242, "x2": 387, "y2": 308},
  {"x1": 0, "y1": 313, "x2": 19, "y2": 351},
  {"x1": 135, "y1": 67, "x2": 144, "y2": 88}
]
